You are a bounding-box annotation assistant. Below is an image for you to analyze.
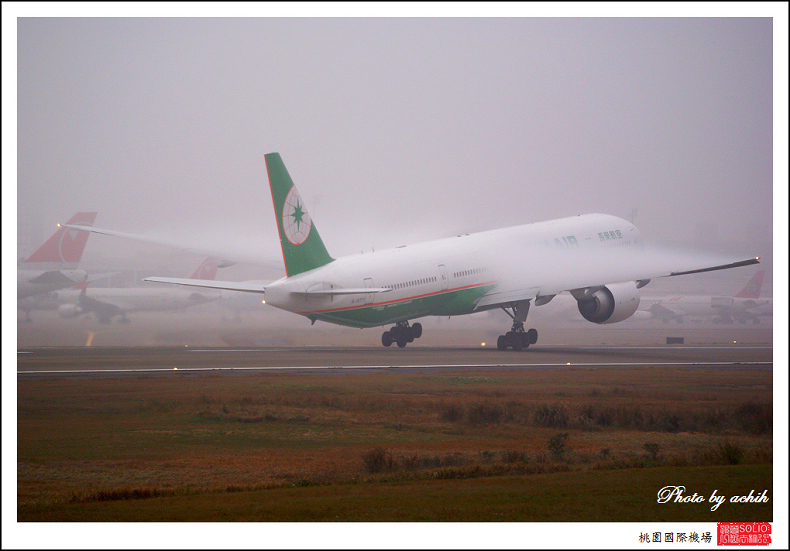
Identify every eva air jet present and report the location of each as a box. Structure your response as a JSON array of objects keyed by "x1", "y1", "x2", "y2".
[{"x1": 70, "y1": 153, "x2": 760, "y2": 349}]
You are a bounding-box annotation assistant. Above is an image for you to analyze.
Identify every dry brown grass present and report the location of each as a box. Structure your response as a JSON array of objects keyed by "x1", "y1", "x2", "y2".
[{"x1": 18, "y1": 365, "x2": 772, "y2": 520}]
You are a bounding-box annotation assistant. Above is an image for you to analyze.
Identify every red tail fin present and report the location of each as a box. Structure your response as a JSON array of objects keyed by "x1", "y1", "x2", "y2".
[
  {"x1": 24, "y1": 212, "x2": 97, "y2": 264},
  {"x1": 734, "y1": 270, "x2": 764, "y2": 299},
  {"x1": 189, "y1": 258, "x2": 219, "y2": 280}
]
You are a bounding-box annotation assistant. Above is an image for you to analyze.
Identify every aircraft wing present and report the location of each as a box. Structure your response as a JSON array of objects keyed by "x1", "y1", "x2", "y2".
[
  {"x1": 665, "y1": 258, "x2": 761, "y2": 277},
  {"x1": 65, "y1": 224, "x2": 283, "y2": 272},
  {"x1": 538, "y1": 253, "x2": 760, "y2": 297},
  {"x1": 143, "y1": 277, "x2": 268, "y2": 294},
  {"x1": 476, "y1": 244, "x2": 759, "y2": 310}
]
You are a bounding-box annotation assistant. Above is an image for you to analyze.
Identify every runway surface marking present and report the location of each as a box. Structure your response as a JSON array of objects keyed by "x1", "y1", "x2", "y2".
[
  {"x1": 18, "y1": 361, "x2": 773, "y2": 376},
  {"x1": 183, "y1": 346, "x2": 773, "y2": 352}
]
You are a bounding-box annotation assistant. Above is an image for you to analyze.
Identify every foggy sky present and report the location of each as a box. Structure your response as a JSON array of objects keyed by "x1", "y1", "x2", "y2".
[
  {"x1": 12, "y1": 10, "x2": 778, "y2": 261},
  {"x1": 6, "y1": 5, "x2": 785, "y2": 298}
]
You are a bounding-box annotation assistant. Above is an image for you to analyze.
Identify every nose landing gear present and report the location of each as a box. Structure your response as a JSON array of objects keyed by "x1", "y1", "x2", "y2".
[
  {"x1": 382, "y1": 321, "x2": 422, "y2": 348},
  {"x1": 497, "y1": 300, "x2": 538, "y2": 351}
]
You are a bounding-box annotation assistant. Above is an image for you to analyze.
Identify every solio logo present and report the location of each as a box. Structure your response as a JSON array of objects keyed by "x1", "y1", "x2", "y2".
[{"x1": 282, "y1": 186, "x2": 312, "y2": 245}]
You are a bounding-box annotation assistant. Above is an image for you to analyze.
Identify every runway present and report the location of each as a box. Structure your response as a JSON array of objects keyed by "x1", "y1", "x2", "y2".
[{"x1": 16, "y1": 344, "x2": 773, "y2": 378}]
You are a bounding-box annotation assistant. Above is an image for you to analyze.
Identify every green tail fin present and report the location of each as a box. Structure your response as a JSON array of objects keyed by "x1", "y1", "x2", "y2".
[{"x1": 265, "y1": 153, "x2": 334, "y2": 276}]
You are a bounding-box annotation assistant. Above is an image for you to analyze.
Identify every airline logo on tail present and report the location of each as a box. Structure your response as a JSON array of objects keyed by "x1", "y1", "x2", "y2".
[
  {"x1": 282, "y1": 186, "x2": 312, "y2": 245},
  {"x1": 266, "y1": 153, "x2": 334, "y2": 277}
]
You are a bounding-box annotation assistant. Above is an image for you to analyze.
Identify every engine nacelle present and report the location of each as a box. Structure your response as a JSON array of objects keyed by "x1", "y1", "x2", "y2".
[
  {"x1": 576, "y1": 281, "x2": 641, "y2": 324},
  {"x1": 57, "y1": 303, "x2": 81, "y2": 319}
]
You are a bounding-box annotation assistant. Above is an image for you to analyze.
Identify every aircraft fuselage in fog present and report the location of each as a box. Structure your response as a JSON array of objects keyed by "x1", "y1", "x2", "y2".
[{"x1": 70, "y1": 153, "x2": 760, "y2": 349}]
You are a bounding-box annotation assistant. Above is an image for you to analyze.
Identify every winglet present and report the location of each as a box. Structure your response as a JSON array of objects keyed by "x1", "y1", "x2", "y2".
[{"x1": 265, "y1": 153, "x2": 334, "y2": 277}]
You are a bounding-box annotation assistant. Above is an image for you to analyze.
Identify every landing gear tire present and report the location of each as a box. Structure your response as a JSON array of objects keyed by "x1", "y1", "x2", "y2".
[
  {"x1": 511, "y1": 332, "x2": 523, "y2": 351},
  {"x1": 497, "y1": 300, "x2": 537, "y2": 351},
  {"x1": 497, "y1": 330, "x2": 535, "y2": 351},
  {"x1": 381, "y1": 321, "x2": 422, "y2": 348}
]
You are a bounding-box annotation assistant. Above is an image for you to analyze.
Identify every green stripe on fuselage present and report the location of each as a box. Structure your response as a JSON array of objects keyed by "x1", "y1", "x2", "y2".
[{"x1": 304, "y1": 284, "x2": 496, "y2": 328}]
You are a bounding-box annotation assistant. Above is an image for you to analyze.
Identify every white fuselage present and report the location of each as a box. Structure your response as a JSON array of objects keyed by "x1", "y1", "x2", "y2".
[{"x1": 264, "y1": 213, "x2": 641, "y2": 328}]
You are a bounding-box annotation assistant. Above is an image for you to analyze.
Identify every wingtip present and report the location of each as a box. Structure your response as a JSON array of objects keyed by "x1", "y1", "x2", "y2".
[{"x1": 669, "y1": 256, "x2": 761, "y2": 277}]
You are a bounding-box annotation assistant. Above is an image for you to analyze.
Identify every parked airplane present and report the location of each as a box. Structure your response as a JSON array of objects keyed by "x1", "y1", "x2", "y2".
[
  {"x1": 69, "y1": 153, "x2": 759, "y2": 349},
  {"x1": 17, "y1": 212, "x2": 97, "y2": 303},
  {"x1": 56, "y1": 258, "x2": 222, "y2": 324},
  {"x1": 639, "y1": 270, "x2": 772, "y2": 324}
]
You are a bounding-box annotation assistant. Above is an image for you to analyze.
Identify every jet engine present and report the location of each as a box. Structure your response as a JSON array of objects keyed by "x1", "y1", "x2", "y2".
[
  {"x1": 57, "y1": 304, "x2": 82, "y2": 319},
  {"x1": 574, "y1": 281, "x2": 641, "y2": 324}
]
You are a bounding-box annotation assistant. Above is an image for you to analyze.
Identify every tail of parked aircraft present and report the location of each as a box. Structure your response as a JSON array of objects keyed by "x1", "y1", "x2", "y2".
[
  {"x1": 734, "y1": 270, "x2": 764, "y2": 299},
  {"x1": 24, "y1": 212, "x2": 97, "y2": 265},
  {"x1": 265, "y1": 153, "x2": 334, "y2": 277},
  {"x1": 189, "y1": 258, "x2": 220, "y2": 280}
]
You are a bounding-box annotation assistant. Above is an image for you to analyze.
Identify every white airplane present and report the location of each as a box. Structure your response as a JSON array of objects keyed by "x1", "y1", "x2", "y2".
[
  {"x1": 69, "y1": 153, "x2": 760, "y2": 349},
  {"x1": 639, "y1": 270, "x2": 772, "y2": 324},
  {"x1": 55, "y1": 258, "x2": 223, "y2": 324},
  {"x1": 18, "y1": 212, "x2": 97, "y2": 304}
]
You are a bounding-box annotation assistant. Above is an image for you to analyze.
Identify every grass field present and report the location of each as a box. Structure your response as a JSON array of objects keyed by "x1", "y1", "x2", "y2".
[{"x1": 17, "y1": 365, "x2": 772, "y2": 522}]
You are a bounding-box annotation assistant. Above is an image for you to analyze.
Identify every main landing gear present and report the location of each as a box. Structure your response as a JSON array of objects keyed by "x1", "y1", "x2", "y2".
[
  {"x1": 497, "y1": 300, "x2": 538, "y2": 351},
  {"x1": 382, "y1": 321, "x2": 422, "y2": 348}
]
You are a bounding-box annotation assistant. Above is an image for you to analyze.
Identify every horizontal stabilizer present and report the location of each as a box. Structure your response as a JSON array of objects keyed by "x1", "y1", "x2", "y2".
[{"x1": 143, "y1": 277, "x2": 267, "y2": 294}]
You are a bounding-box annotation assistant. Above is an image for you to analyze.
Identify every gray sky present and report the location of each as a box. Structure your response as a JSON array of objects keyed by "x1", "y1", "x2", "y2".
[{"x1": 7, "y1": 6, "x2": 784, "y2": 280}]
